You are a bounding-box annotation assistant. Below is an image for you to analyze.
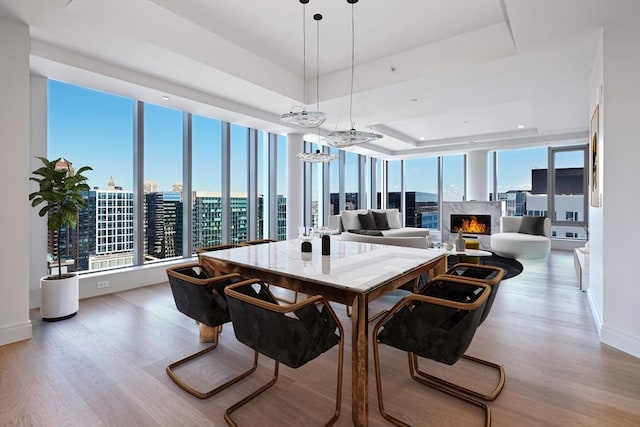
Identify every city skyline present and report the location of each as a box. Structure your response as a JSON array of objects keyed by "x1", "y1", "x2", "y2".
[{"x1": 47, "y1": 79, "x2": 580, "y2": 196}]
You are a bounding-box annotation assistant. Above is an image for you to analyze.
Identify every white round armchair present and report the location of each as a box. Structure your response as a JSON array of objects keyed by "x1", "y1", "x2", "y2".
[{"x1": 490, "y1": 216, "x2": 551, "y2": 260}]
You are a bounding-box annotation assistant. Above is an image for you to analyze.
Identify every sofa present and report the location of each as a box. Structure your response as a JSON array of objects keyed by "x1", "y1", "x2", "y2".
[
  {"x1": 328, "y1": 208, "x2": 431, "y2": 249},
  {"x1": 490, "y1": 216, "x2": 551, "y2": 260}
]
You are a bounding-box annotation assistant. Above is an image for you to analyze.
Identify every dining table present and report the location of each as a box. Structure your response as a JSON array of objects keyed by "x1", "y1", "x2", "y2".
[{"x1": 200, "y1": 238, "x2": 447, "y2": 426}]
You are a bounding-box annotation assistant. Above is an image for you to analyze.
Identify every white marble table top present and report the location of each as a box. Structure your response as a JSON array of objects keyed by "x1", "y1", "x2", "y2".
[
  {"x1": 439, "y1": 248, "x2": 493, "y2": 257},
  {"x1": 200, "y1": 238, "x2": 445, "y2": 293}
]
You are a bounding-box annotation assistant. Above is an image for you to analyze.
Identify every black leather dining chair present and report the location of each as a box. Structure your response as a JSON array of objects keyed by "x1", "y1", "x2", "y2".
[
  {"x1": 165, "y1": 263, "x2": 257, "y2": 399},
  {"x1": 411, "y1": 263, "x2": 506, "y2": 401},
  {"x1": 373, "y1": 275, "x2": 492, "y2": 426},
  {"x1": 224, "y1": 278, "x2": 344, "y2": 426}
]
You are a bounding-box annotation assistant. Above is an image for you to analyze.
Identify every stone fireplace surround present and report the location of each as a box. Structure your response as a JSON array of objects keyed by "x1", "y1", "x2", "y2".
[{"x1": 442, "y1": 201, "x2": 505, "y2": 250}]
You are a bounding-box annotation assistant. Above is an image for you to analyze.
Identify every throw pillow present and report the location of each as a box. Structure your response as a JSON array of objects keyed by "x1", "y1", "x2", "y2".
[
  {"x1": 518, "y1": 216, "x2": 546, "y2": 236},
  {"x1": 341, "y1": 210, "x2": 362, "y2": 231},
  {"x1": 386, "y1": 209, "x2": 402, "y2": 229},
  {"x1": 358, "y1": 211, "x2": 377, "y2": 230},
  {"x1": 371, "y1": 211, "x2": 390, "y2": 230}
]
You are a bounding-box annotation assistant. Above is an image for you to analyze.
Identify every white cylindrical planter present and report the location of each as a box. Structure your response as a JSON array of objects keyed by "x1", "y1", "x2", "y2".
[{"x1": 40, "y1": 274, "x2": 79, "y2": 321}]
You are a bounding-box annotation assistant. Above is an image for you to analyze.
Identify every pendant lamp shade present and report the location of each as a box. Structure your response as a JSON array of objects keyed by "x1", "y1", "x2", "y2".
[
  {"x1": 297, "y1": 13, "x2": 336, "y2": 162},
  {"x1": 281, "y1": 0, "x2": 326, "y2": 128},
  {"x1": 297, "y1": 149, "x2": 337, "y2": 163}
]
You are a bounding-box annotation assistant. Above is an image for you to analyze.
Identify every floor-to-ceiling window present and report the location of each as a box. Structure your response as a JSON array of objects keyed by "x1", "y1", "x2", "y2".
[
  {"x1": 405, "y1": 157, "x2": 438, "y2": 228},
  {"x1": 257, "y1": 130, "x2": 268, "y2": 240},
  {"x1": 143, "y1": 103, "x2": 183, "y2": 263},
  {"x1": 373, "y1": 158, "x2": 382, "y2": 209},
  {"x1": 549, "y1": 147, "x2": 588, "y2": 239},
  {"x1": 387, "y1": 160, "x2": 402, "y2": 214},
  {"x1": 497, "y1": 147, "x2": 548, "y2": 217},
  {"x1": 229, "y1": 124, "x2": 249, "y2": 243},
  {"x1": 495, "y1": 145, "x2": 587, "y2": 239},
  {"x1": 276, "y1": 135, "x2": 288, "y2": 240},
  {"x1": 442, "y1": 155, "x2": 465, "y2": 202},
  {"x1": 48, "y1": 80, "x2": 134, "y2": 273},
  {"x1": 192, "y1": 115, "x2": 222, "y2": 251},
  {"x1": 328, "y1": 148, "x2": 340, "y2": 214},
  {"x1": 48, "y1": 79, "x2": 287, "y2": 272},
  {"x1": 345, "y1": 151, "x2": 360, "y2": 210}
]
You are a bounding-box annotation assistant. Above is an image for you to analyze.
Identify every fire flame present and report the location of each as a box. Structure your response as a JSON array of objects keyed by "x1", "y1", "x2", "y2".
[{"x1": 457, "y1": 216, "x2": 487, "y2": 233}]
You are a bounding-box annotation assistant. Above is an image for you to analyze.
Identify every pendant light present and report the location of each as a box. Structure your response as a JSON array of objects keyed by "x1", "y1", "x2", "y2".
[
  {"x1": 297, "y1": 13, "x2": 337, "y2": 163},
  {"x1": 326, "y1": 0, "x2": 382, "y2": 148},
  {"x1": 280, "y1": 0, "x2": 327, "y2": 128}
]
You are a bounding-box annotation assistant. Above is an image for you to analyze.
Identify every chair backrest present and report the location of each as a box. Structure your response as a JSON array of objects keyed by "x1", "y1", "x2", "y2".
[
  {"x1": 376, "y1": 277, "x2": 490, "y2": 365},
  {"x1": 166, "y1": 263, "x2": 239, "y2": 328},
  {"x1": 443, "y1": 263, "x2": 505, "y2": 325},
  {"x1": 500, "y1": 216, "x2": 551, "y2": 237},
  {"x1": 225, "y1": 279, "x2": 342, "y2": 369}
]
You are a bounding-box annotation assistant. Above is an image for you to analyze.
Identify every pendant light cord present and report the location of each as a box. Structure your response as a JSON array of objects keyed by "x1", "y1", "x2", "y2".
[
  {"x1": 316, "y1": 15, "x2": 320, "y2": 114},
  {"x1": 303, "y1": 4, "x2": 306, "y2": 104},
  {"x1": 349, "y1": 2, "x2": 355, "y2": 129},
  {"x1": 316, "y1": 13, "x2": 322, "y2": 143}
]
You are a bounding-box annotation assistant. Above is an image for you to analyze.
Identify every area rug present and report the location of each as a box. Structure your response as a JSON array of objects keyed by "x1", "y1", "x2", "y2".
[{"x1": 447, "y1": 252, "x2": 524, "y2": 280}]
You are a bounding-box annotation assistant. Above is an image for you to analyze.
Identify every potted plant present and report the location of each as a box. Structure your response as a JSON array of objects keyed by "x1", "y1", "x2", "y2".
[{"x1": 29, "y1": 156, "x2": 92, "y2": 321}]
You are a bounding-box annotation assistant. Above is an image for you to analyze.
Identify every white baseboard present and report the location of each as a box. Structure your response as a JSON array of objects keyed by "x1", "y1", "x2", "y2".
[
  {"x1": 0, "y1": 320, "x2": 32, "y2": 346},
  {"x1": 601, "y1": 325, "x2": 640, "y2": 360},
  {"x1": 29, "y1": 257, "x2": 194, "y2": 309},
  {"x1": 587, "y1": 290, "x2": 603, "y2": 338}
]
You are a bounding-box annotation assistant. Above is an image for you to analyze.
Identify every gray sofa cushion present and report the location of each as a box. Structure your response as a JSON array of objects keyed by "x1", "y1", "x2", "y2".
[
  {"x1": 341, "y1": 210, "x2": 365, "y2": 231},
  {"x1": 518, "y1": 216, "x2": 546, "y2": 235},
  {"x1": 371, "y1": 211, "x2": 390, "y2": 230},
  {"x1": 373, "y1": 208, "x2": 401, "y2": 229},
  {"x1": 358, "y1": 212, "x2": 377, "y2": 230}
]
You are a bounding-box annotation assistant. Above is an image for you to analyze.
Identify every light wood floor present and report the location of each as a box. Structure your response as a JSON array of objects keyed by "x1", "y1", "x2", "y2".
[{"x1": 1, "y1": 250, "x2": 639, "y2": 426}]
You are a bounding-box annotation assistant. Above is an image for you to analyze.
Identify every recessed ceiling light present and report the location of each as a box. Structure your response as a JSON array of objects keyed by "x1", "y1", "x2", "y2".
[
  {"x1": 161, "y1": 96, "x2": 169, "y2": 100},
  {"x1": 419, "y1": 137, "x2": 425, "y2": 141},
  {"x1": 517, "y1": 124, "x2": 525, "y2": 129}
]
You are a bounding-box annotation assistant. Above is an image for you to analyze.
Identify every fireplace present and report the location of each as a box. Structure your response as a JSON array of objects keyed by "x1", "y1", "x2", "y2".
[{"x1": 450, "y1": 214, "x2": 491, "y2": 235}]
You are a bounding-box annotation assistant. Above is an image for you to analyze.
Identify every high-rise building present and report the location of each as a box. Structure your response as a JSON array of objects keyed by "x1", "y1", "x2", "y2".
[
  {"x1": 276, "y1": 195, "x2": 287, "y2": 240},
  {"x1": 144, "y1": 191, "x2": 183, "y2": 260},
  {"x1": 77, "y1": 180, "x2": 135, "y2": 271},
  {"x1": 192, "y1": 191, "x2": 223, "y2": 249}
]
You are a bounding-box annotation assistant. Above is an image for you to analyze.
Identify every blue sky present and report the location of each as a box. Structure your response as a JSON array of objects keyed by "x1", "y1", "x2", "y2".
[{"x1": 47, "y1": 80, "x2": 582, "y2": 196}]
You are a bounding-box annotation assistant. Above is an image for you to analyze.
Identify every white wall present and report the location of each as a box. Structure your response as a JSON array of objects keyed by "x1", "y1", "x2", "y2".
[
  {"x1": 599, "y1": 13, "x2": 640, "y2": 358},
  {"x1": 588, "y1": 30, "x2": 604, "y2": 332},
  {"x1": 29, "y1": 75, "x2": 48, "y2": 298},
  {"x1": 0, "y1": 16, "x2": 32, "y2": 345}
]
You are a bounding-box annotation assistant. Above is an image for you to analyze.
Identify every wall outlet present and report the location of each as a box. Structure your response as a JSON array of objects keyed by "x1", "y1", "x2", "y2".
[{"x1": 97, "y1": 280, "x2": 109, "y2": 289}]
